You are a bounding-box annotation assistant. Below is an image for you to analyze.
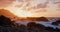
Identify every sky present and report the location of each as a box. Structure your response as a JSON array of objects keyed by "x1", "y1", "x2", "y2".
[{"x1": 0, "y1": 0, "x2": 60, "y2": 17}]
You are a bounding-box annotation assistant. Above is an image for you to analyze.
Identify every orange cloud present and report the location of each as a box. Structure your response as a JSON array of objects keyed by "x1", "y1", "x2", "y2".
[
  {"x1": 3, "y1": 0, "x2": 60, "y2": 17},
  {"x1": 0, "y1": 0, "x2": 15, "y2": 8}
]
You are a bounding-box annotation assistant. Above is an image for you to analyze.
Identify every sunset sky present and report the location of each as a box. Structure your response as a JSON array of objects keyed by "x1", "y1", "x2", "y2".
[{"x1": 0, "y1": 0, "x2": 60, "y2": 17}]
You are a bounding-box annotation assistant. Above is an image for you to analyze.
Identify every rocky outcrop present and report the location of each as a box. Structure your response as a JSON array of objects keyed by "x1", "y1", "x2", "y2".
[
  {"x1": 27, "y1": 22, "x2": 45, "y2": 30},
  {"x1": 52, "y1": 20, "x2": 60, "y2": 25},
  {"x1": 0, "y1": 15, "x2": 15, "y2": 27}
]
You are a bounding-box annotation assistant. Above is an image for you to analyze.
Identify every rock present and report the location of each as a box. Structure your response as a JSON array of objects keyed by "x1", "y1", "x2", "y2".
[
  {"x1": 27, "y1": 22, "x2": 36, "y2": 27},
  {"x1": 52, "y1": 20, "x2": 60, "y2": 25},
  {"x1": 0, "y1": 15, "x2": 15, "y2": 27},
  {"x1": 27, "y1": 22, "x2": 45, "y2": 30}
]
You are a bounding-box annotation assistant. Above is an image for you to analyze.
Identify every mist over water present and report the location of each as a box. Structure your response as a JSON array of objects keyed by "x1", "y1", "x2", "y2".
[{"x1": 15, "y1": 18, "x2": 60, "y2": 29}]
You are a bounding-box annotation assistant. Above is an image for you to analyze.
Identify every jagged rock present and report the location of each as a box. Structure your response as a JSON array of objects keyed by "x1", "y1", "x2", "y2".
[
  {"x1": 0, "y1": 15, "x2": 15, "y2": 27},
  {"x1": 27, "y1": 22, "x2": 36, "y2": 27},
  {"x1": 27, "y1": 22, "x2": 45, "y2": 30},
  {"x1": 35, "y1": 24, "x2": 45, "y2": 29},
  {"x1": 52, "y1": 20, "x2": 60, "y2": 25}
]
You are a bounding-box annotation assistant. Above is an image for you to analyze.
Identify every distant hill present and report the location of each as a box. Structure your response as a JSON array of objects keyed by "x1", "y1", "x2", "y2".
[
  {"x1": 0, "y1": 9, "x2": 17, "y2": 18},
  {"x1": 20, "y1": 17, "x2": 48, "y2": 21}
]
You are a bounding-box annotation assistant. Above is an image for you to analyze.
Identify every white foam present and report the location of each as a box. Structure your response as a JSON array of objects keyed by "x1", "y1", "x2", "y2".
[{"x1": 15, "y1": 19, "x2": 60, "y2": 29}]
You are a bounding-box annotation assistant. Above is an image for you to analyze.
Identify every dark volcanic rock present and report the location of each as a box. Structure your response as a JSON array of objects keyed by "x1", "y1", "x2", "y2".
[
  {"x1": 45, "y1": 27, "x2": 54, "y2": 31},
  {"x1": 27, "y1": 22, "x2": 45, "y2": 30},
  {"x1": 52, "y1": 20, "x2": 60, "y2": 25},
  {"x1": 0, "y1": 15, "x2": 15, "y2": 27},
  {"x1": 27, "y1": 22, "x2": 36, "y2": 27},
  {"x1": 35, "y1": 23, "x2": 45, "y2": 30}
]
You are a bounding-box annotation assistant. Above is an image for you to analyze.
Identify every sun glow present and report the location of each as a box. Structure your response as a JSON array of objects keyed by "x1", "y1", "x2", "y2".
[
  {"x1": 4, "y1": 0, "x2": 33, "y2": 17},
  {"x1": 3, "y1": 0, "x2": 60, "y2": 17},
  {"x1": 5, "y1": 7, "x2": 32, "y2": 17},
  {"x1": 4, "y1": 0, "x2": 47, "y2": 17}
]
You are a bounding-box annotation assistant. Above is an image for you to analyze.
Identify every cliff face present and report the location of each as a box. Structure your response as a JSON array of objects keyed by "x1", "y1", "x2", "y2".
[{"x1": 0, "y1": 9, "x2": 16, "y2": 18}]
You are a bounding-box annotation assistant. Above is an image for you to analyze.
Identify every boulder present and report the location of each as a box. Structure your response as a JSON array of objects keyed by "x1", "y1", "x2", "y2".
[
  {"x1": 0, "y1": 15, "x2": 15, "y2": 27},
  {"x1": 52, "y1": 20, "x2": 60, "y2": 25}
]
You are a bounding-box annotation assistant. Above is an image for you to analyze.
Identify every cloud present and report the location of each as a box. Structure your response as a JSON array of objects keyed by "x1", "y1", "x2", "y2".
[
  {"x1": 0, "y1": 0, "x2": 15, "y2": 8},
  {"x1": 4, "y1": 0, "x2": 60, "y2": 17}
]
